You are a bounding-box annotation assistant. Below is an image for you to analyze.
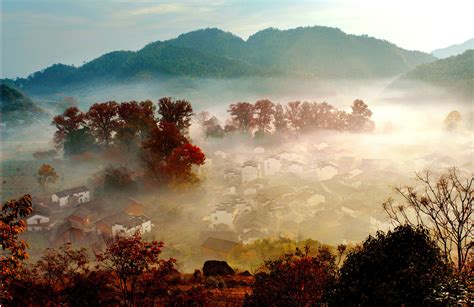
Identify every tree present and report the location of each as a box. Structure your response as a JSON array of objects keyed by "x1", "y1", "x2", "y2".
[
  {"x1": 95, "y1": 232, "x2": 166, "y2": 306},
  {"x1": 244, "y1": 246, "x2": 337, "y2": 306},
  {"x1": 157, "y1": 97, "x2": 193, "y2": 135},
  {"x1": 164, "y1": 143, "x2": 206, "y2": 190},
  {"x1": 33, "y1": 149, "x2": 57, "y2": 160},
  {"x1": 52, "y1": 106, "x2": 86, "y2": 148},
  {"x1": 37, "y1": 164, "x2": 59, "y2": 191},
  {"x1": 444, "y1": 110, "x2": 462, "y2": 130},
  {"x1": 348, "y1": 99, "x2": 375, "y2": 132},
  {"x1": 253, "y1": 99, "x2": 275, "y2": 136},
  {"x1": 63, "y1": 127, "x2": 97, "y2": 157},
  {"x1": 273, "y1": 103, "x2": 288, "y2": 133},
  {"x1": 285, "y1": 101, "x2": 302, "y2": 134},
  {"x1": 117, "y1": 100, "x2": 157, "y2": 142},
  {"x1": 203, "y1": 116, "x2": 224, "y2": 138},
  {"x1": 193, "y1": 111, "x2": 211, "y2": 130},
  {"x1": 101, "y1": 165, "x2": 137, "y2": 194},
  {"x1": 140, "y1": 121, "x2": 188, "y2": 184},
  {"x1": 34, "y1": 244, "x2": 89, "y2": 291},
  {"x1": 337, "y1": 225, "x2": 460, "y2": 306},
  {"x1": 1, "y1": 195, "x2": 33, "y2": 300},
  {"x1": 227, "y1": 102, "x2": 255, "y2": 134},
  {"x1": 383, "y1": 168, "x2": 473, "y2": 276},
  {"x1": 86, "y1": 101, "x2": 120, "y2": 147}
]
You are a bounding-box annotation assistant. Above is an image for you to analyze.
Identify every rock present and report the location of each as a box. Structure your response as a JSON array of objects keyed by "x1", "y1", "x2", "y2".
[
  {"x1": 202, "y1": 260, "x2": 235, "y2": 276},
  {"x1": 239, "y1": 270, "x2": 252, "y2": 276}
]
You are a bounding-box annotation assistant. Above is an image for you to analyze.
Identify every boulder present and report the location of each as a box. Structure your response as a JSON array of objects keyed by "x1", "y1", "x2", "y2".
[{"x1": 202, "y1": 260, "x2": 235, "y2": 276}]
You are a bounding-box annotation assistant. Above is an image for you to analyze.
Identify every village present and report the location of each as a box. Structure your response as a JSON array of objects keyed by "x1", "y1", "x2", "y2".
[{"x1": 22, "y1": 137, "x2": 473, "y2": 268}]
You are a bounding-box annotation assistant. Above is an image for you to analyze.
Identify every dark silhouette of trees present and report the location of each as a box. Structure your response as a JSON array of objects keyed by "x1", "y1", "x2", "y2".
[
  {"x1": 337, "y1": 225, "x2": 460, "y2": 306},
  {"x1": 165, "y1": 143, "x2": 206, "y2": 190},
  {"x1": 32, "y1": 149, "x2": 57, "y2": 160},
  {"x1": 273, "y1": 103, "x2": 288, "y2": 133},
  {"x1": 203, "y1": 116, "x2": 224, "y2": 138},
  {"x1": 95, "y1": 232, "x2": 171, "y2": 306},
  {"x1": 37, "y1": 164, "x2": 59, "y2": 191},
  {"x1": 228, "y1": 102, "x2": 255, "y2": 134},
  {"x1": 157, "y1": 97, "x2": 193, "y2": 135},
  {"x1": 348, "y1": 99, "x2": 375, "y2": 132},
  {"x1": 383, "y1": 168, "x2": 473, "y2": 276},
  {"x1": 444, "y1": 110, "x2": 462, "y2": 131},
  {"x1": 52, "y1": 106, "x2": 86, "y2": 148},
  {"x1": 1, "y1": 194, "x2": 33, "y2": 300},
  {"x1": 63, "y1": 126, "x2": 97, "y2": 157},
  {"x1": 245, "y1": 246, "x2": 337, "y2": 306},
  {"x1": 117, "y1": 100, "x2": 157, "y2": 143},
  {"x1": 86, "y1": 101, "x2": 120, "y2": 147},
  {"x1": 141, "y1": 120, "x2": 205, "y2": 188},
  {"x1": 253, "y1": 99, "x2": 275, "y2": 137},
  {"x1": 285, "y1": 101, "x2": 303, "y2": 134},
  {"x1": 101, "y1": 165, "x2": 137, "y2": 194}
]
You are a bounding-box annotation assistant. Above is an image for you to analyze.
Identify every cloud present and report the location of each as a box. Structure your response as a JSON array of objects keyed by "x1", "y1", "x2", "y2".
[{"x1": 128, "y1": 3, "x2": 186, "y2": 16}]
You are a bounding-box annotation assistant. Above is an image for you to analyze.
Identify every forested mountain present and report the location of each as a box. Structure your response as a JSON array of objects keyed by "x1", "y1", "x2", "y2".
[
  {"x1": 4, "y1": 26, "x2": 436, "y2": 93},
  {"x1": 0, "y1": 84, "x2": 46, "y2": 126},
  {"x1": 431, "y1": 38, "x2": 474, "y2": 59},
  {"x1": 390, "y1": 50, "x2": 473, "y2": 101}
]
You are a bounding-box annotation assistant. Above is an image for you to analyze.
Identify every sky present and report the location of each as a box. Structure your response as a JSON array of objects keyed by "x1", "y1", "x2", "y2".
[{"x1": 1, "y1": 0, "x2": 473, "y2": 78}]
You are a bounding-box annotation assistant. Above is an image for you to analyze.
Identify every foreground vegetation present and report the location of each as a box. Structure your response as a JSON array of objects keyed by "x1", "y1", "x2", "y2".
[{"x1": 2, "y1": 167, "x2": 472, "y2": 306}]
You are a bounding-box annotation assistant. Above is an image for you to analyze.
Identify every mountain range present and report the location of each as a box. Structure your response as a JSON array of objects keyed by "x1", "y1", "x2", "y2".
[
  {"x1": 0, "y1": 84, "x2": 46, "y2": 127},
  {"x1": 390, "y1": 50, "x2": 473, "y2": 101},
  {"x1": 3, "y1": 26, "x2": 436, "y2": 93},
  {"x1": 431, "y1": 38, "x2": 474, "y2": 59}
]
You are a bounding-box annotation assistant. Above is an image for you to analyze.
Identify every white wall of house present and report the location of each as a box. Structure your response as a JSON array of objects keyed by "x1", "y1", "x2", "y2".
[
  {"x1": 263, "y1": 157, "x2": 281, "y2": 176},
  {"x1": 26, "y1": 214, "x2": 50, "y2": 231},
  {"x1": 112, "y1": 220, "x2": 152, "y2": 236},
  {"x1": 288, "y1": 163, "x2": 304, "y2": 175},
  {"x1": 317, "y1": 166, "x2": 337, "y2": 181},
  {"x1": 241, "y1": 165, "x2": 259, "y2": 183},
  {"x1": 307, "y1": 194, "x2": 326, "y2": 207},
  {"x1": 27, "y1": 214, "x2": 50, "y2": 225},
  {"x1": 53, "y1": 191, "x2": 90, "y2": 207},
  {"x1": 210, "y1": 209, "x2": 234, "y2": 228}
]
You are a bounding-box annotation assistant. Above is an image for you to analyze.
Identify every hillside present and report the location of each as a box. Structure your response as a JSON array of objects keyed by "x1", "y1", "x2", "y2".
[
  {"x1": 389, "y1": 50, "x2": 473, "y2": 101},
  {"x1": 0, "y1": 84, "x2": 46, "y2": 126},
  {"x1": 431, "y1": 38, "x2": 474, "y2": 59},
  {"x1": 4, "y1": 26, "x2": 435, "y2": 93}
]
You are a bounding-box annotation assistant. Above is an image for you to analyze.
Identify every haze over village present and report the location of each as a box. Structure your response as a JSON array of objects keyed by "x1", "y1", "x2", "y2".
[{"x1": 1, "y1": 0, "x2": 472, "y2": 305}]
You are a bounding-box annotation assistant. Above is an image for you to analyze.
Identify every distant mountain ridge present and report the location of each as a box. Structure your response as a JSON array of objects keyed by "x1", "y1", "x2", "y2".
[
  {"x1": 3, "y1": 26, "x2": 436, "y2": 93},
  {"x1": 389, "y1": 50, "x2": 473, "y2": 102},
  {"x1": 431, "y1": 38, "x2": 474, "y2": 59},
  {"x1": 0, "y1": 84, "x2": 46, "y2": 126}
]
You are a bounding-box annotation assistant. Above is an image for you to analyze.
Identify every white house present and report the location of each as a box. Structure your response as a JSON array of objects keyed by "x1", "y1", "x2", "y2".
[
  {"x1": 263, "y1": 156, "x2": 282, "y2": 176},
  {"x1": 52, "y1": 186, "x2": 90, "y2": 207},
  {"x1": 111, "y1": 214, "x2": 152, "y2": 236},
  {"x1": 26, "y1": 212, "x2": 51, "y2": 231},
  {"x1": 317, "y1": 165, "x2": 338, "y2": 181},
  {"x1": 241, "y1": 161, "x2": 260, "y2": 183},
  {"x1": 287, "y1": 161, "x2": 305, "y2": 175},
  {"x1": 209, "y1": 205, "x2": 239, "y2": 229}
]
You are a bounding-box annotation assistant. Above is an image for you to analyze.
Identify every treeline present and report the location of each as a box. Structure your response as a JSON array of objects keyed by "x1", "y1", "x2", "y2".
[
  {"x1": 52, "y1": 98, "x2": 205, "y2": 189},
  {"x1": 1, "y1": 194, "x2": 470, "y2": 306},
  {"x1": 195, "y1": 99, "x2": 375, "y2": 138}
]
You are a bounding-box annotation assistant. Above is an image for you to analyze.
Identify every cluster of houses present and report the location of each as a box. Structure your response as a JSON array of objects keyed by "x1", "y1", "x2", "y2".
[
  {"x1": 196, "y1": 143, "x2": 410, "y2": 259},
  {"x1": 27, "y1": 185, "x2": 152, "y2": 246}
]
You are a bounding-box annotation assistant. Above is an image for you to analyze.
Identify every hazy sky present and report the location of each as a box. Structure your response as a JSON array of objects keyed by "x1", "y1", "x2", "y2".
[{"x1": 1, "y1": 0, "x2": 473, "y2": 78}]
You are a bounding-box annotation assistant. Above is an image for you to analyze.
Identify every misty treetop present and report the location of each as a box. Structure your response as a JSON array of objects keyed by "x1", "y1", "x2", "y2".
[
  {"x1": 51, "y1": 98, "x2": 205, "y2": 190},
  {"x1": 196, "y1": 99, "x2": 375, "y2": 138}
]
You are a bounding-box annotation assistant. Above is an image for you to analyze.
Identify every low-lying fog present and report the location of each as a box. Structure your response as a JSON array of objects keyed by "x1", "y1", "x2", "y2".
[{"x1": 2, "y1": 77, "x2": 472, "y2": 271}]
